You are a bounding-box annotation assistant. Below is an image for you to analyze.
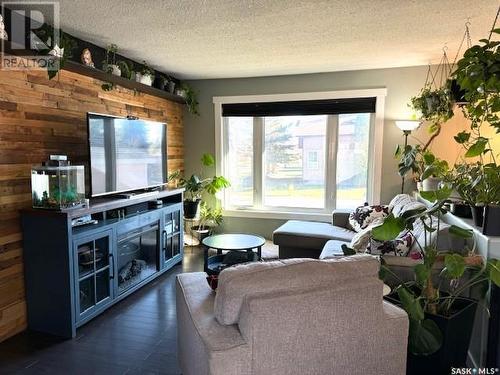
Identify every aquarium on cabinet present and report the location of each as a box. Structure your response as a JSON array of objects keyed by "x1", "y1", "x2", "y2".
[{"x1": 31, "y1": 165, "x2": 85, "y2": 210}]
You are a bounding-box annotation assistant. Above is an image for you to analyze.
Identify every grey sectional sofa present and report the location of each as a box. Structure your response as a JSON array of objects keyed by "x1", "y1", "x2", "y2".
[
  {"x1": 273, "y1": 194, "x2": 469, "y2": 283},
  {"x1": 176, "y1": 255, "x2": 409, "y2": 375}
]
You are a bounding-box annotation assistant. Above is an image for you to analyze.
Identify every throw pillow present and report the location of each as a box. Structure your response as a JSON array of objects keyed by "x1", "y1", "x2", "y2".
[
  {"x1": 349, "y1": 217, "x2": 385, "y2": 252},
  {"x1": 368, "y1": 231, "x2": 413, "y2": 257},
  {"x1": 348, "y1": 204, "x2": 389, "y2": 232},
  {"x1": 206, "y1": 274, "x2": 219, "y2": 290}
]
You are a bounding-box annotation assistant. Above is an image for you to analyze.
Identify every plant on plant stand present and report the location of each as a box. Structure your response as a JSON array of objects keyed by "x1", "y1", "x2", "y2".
[
  {"x1": 374, "y1": 187, "x2": 500, "y2": 375},
  {"x1": 395, "y1": 146, "x2": 448, "y2": 191},
  {"x1": 191, "y1": 203, "x2": 224, "y2": 241},
  {"x1": 170, "y1": 153, "x2": 230, "y2": 219}
]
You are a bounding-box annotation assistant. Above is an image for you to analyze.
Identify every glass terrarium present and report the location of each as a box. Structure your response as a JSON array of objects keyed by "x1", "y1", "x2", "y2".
[{"x1": 31, "y1": 165, "x2": 85, "y2": 210}]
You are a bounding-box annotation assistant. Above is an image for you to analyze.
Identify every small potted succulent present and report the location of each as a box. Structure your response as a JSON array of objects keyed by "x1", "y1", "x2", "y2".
[
  {"x1": 135, "y1": 61, "x2": 155, "y2": 86},
  {"x1": 191, "y1": 203, "x2": 223, "y2": 241}
]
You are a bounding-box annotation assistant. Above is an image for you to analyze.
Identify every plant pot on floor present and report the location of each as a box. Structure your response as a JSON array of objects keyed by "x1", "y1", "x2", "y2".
[
  {"x1": 385, "y1": 292, "x2": 477, "y2": 375},
  {"x1": 470, "y1": 205, "x2": 485, "y2": 227},
  {"x1": 191, "y1": 225, "x2": 212, "y2": 242},
  {"x1": 422, "y1": 177, "x2": 441, "y2": 191},
  {"x1": 183, "y1": 199, "x2": 201, "y2": 219},
  {"x1": 483, "y1": 205, "x2": 500, "y2": 236}
]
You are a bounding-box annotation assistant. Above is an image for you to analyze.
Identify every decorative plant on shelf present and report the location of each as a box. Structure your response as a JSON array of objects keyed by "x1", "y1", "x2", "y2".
[
  {"x1": 33, "y1": 24, "x2": 77, "y2": 80},
  {"x1": 169, "y1": 153, "x2": 230, "y2": 219},
  {"x1": 135, "y1": 60, "x2": 155, "y2": 86},
  {"x1": 118, "y1": 60, "x2": 134, "y2": 80},
  {"x1": 177, "y1": 83, "x2": 200, "y2": 115},
  {"x1": 374, "y1": 186, "x2": 500, "y2": 372},
  {"x1": 102, "y1": 44, "x2": 121, "y2": 76}
]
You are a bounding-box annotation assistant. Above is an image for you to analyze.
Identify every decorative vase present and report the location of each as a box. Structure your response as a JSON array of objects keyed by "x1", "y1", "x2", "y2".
[
  {"x1": 183, "y1": 199, "x2": 201, "y2": 219},
  {"x1": 110, "y1": 64, "x2": 121, "y2": 76},
  {"x1": 135, "y1": 73, "x2": 153, "y2": 86},
  {"x1": 422, "y1": 177, "x2": 441, "y2": 191},
  {"x1": 167, "y1": 81, "x2": 175, "y2": 94},
  {"x1": 483, "y1": 205, "x2": 500, "y2": 236},
  {"x1": 449, "y1": 202, "x2": 472, "y2": 219},
  {"x1": 470, "y1": 205, "x2": 485, "y2": 227}
]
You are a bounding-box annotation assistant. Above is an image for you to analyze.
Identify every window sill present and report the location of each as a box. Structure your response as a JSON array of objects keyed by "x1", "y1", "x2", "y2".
[{"x1": 222, "y1": 209, "x2": 331, "y2": 222}]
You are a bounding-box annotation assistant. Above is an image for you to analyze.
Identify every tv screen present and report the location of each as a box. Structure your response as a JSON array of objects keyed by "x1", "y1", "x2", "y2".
[{"x1": 88, "y1": 113, "x2": 167, "y2": 197}]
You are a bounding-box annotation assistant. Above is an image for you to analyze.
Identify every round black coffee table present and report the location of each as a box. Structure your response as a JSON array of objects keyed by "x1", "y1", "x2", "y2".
[{"x1": 202, "y1": 234, "x2": 265, "y2": 275}]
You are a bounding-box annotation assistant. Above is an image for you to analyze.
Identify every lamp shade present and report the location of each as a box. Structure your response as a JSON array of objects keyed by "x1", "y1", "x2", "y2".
[{"x1": 395, "y1": 120, "x2": 421, "y2": 131}]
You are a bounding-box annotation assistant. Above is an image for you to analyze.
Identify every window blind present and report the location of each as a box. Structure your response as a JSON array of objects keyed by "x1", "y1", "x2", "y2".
[{"x1": 221, "y1": 97, "x2": 376, "y2": 117}]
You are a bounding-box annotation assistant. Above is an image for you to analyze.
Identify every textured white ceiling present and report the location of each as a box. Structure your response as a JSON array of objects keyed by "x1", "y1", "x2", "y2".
[{"x1": 46, "y1": 0, "x2": 498, "y2": 79}]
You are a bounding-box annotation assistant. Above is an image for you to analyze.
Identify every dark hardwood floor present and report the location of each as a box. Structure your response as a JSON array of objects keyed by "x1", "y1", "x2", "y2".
[{"x1": 0, "y1": 246, "x2": 205, "y2": 375}]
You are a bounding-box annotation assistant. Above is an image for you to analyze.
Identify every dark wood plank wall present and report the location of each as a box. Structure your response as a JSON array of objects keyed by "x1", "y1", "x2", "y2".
[{"x1": 0, "y1": 53, "x2": 184, "y2": 342}]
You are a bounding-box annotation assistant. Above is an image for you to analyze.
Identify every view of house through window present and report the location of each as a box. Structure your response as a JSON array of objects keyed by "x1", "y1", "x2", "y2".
[{"x1": 223, "y1": 113, "x2": 372, "y2": 212}]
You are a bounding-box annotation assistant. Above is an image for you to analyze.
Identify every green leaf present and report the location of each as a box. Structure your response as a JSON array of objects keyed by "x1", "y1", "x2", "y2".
[
  {"x1": 422, "y1": 152, "x2": 435, "y2": 165},
  {"x1": 454, "y1": 131, "x2": 471, "y2": 144},
  {"x1": 408, "y1": 319, "x2": 443, "y2": 356},
  {"x1": 488, "y1": 259, "x2": 500, "y2": 287},
  {"x1": 397, "y1": 287, "x2": 424, "y2": 321},
  {"x1": 448, "y1": 225, "x2": 473, "y2": 238},
  {"x1": 465, "y1": 138, "x2": 488, "y2": 158},
  {"x1": 421, "y1": 165, "x2": 438, "y2": 181},
  {"x1": 394, "y1": 144, "x2": 401, "y2": 157},
  {"x1": 201, "y1": 153, "x2": 215, "y2": 167},
  {"x1": 371, "y1": 214, "x2": 405, "y2": 241},
  {"x1": 415, "y1": 263, "x2": 430, "y2": 287},
  {"x1": 444, "y1": 254, "x2": 466, "y2": 279},
  {"x1": 420, "y1": 186, "x2": 452, "y2": 202}
]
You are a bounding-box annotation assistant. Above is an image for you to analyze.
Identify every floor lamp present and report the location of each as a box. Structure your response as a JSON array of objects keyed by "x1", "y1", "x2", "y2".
[{"x1": 395, "y1": 120, "x2": 421, "y2": 193}]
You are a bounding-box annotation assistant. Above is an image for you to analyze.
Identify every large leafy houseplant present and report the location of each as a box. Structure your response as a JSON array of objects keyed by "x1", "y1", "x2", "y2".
[
  {"x1": 395, "y1": 146, "x2": 448, "y2": 189},
  {"x1": 373, "y1": 187, "x2": 500, "y2": 357},
  {"x1": 170, "y1": 154, "x2": 230, "y2": 219}
]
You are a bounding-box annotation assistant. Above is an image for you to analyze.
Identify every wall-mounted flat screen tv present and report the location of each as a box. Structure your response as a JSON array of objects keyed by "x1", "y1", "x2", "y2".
[{"x1": 87, "y1": 113, "x2": 167, "y2": 197}]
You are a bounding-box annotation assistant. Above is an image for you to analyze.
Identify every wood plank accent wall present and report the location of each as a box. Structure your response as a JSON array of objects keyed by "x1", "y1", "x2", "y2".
[{"x1": 0, "y1": 53, "x2": 184, "y2": 342}]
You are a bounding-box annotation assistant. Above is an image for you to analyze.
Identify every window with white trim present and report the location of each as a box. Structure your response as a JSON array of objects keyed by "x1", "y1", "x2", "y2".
[{"x1": 214, "y1": 90, "x2": 386, "y2": 216}]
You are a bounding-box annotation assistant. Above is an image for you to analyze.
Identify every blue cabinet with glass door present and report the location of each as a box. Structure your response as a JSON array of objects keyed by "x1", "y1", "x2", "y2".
[{"x1": 22, "y1": 190, "x2": 184, "y2": 338}]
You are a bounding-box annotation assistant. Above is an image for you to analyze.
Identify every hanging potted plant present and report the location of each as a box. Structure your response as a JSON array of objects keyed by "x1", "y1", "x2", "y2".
[
  {"x1": 135, "y1": 61, "x2": 155, "y2": 86},
  {"x1": 169, "y1": 153, "x2": 230, "y2": 219},
  {"x1": 374, "y1": 186, "x2": 500, "y2": 375},
  {"x1": 102, "y1": 44, "x2": 121, "y2": 76},
  {"x1": 450, "y1": 24, "x2": 500, "y2": 232}
]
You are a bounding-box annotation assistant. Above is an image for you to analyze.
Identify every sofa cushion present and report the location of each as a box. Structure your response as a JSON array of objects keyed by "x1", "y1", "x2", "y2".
[
  {"x1": 319, "y1": 240, "x2": 349, "y2": 259},
  {"x1": 273, "y1": 220, "x2": 355, "y2": 250},
  {"x1": 348, "y1": 204, "x2": 389, "y2": 232},
  {"x1": 214, "y1": 255, "x2": 378, "y2": 325},
  {"x1": 368, "y1": 231, "x2": 413, "y2": 256}
]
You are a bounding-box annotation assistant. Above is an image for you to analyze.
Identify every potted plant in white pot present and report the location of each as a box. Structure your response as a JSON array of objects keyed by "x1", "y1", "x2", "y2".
[
  {"x1": 102, "y1": 44, "x2": 121, "y2": 76},
  {"x1": 374, "y1": 186, "x2": 500, "y2": 375},
  {"x1": 135, "y1": 61, "x2": 155, "y2": 86}
]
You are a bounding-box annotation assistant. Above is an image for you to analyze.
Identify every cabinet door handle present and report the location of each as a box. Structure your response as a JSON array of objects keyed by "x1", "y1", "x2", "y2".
[
  {"x1": 109, "y1": 253, "x2": 114, "y2": 279},
  {"x1": 162, "y1": 230, "x2": 167, "y2": 250}
]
